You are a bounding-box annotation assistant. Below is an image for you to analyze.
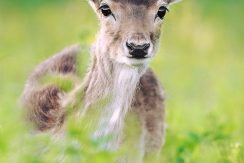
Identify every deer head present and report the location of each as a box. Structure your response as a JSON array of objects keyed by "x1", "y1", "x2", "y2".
[{"x1": 89, "y1": 0, "x2": 179, "y2": 67}]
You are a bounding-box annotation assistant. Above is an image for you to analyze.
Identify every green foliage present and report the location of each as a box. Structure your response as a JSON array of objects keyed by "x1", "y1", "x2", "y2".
[
  {"x1": 40, "y1": 75, "x2": 73, "y2": 92},
  {"x1": 0, "y1": 0, "x2": 66, "y2": 10},
  {"x1": 0, "y1": 0, "x2": 243, "y2": 162}
]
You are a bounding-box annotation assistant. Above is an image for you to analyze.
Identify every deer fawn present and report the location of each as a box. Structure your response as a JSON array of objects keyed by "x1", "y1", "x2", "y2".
[{"x1": 21, "y1": 0, "x2": 179, "y2": 162}]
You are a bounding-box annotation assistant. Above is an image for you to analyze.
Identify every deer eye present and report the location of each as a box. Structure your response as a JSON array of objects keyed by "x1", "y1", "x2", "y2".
[
  {"x1": 156, "y1": 6, "x2": 168, "y2": 20},
  {"x1": 99, "y1": 4, "x2": 112, "y2": 17}
]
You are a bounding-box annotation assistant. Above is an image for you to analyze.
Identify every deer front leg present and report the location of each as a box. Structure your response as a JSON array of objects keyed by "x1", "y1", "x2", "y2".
[
  {"x1": 132, "y1": 69, "x2": 166, "y2": 162},
  {"x1": 128, "y1": 103, "x2": 165, "y2": 163},
  {"x1": 143, "y1": 109, "x2": 165, "y2": 163}
]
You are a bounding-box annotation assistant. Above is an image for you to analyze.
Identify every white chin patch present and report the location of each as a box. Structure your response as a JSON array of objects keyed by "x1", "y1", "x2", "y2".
[{"x1": 118, "y1": 56, "x2": 151, "y2": 67}]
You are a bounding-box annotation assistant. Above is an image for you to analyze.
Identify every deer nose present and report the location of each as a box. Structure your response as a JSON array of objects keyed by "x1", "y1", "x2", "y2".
[{"x1": 126, "y1": 42, "x2": 150, "y2": 59}]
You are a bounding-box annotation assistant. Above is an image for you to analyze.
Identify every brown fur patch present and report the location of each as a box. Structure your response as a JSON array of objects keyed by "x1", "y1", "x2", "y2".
[
  {"x1": 49, "y1": 50, "x2": 77, "y2": 74},
  {"x1": 54, "y1": 55, "x2": 76, "y2": 74},
  {"x1": 133, "y1": 69, "x2": 164, "y2": 110},
  {"x1": 27, "y1": 86, "x2": 64, "y2": 131}
]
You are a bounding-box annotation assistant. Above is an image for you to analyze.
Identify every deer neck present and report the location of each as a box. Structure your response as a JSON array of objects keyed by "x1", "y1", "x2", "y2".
[
  {"x1": 82, "y1": 40, "x2": 147, "y2": 149},
  {"x1": 83, "y1": 39, "x2": 148, "y2": 108}
]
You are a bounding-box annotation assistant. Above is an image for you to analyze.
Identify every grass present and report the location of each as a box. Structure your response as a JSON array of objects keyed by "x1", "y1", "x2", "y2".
[{"x1": 0, "y1": 0, "x2": 243, "y2": 162}]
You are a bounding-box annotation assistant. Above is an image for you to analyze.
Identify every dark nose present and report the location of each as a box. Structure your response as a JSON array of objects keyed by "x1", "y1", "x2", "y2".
[{"x1": 126, "y1": 42, "x2": 150, "y2": 59}]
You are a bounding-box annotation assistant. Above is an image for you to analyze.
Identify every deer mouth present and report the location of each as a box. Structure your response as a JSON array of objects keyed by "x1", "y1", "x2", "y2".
[{"x1": 127, "y1": 56, "x2": 149, "y2": 59}]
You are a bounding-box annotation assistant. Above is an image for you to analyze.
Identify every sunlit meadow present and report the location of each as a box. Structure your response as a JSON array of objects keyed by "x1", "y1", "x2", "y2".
[{"x1": 0, "y1": 0, "x2": 243, "y2": 162}]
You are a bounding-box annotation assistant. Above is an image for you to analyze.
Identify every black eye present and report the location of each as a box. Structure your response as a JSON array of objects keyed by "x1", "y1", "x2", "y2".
[
  {"x1": 99, "y1": 4, "x2": 112, "y2": 17},
  {"x1": 156, "y1": 6, "x2": 168, "y2": 20}
]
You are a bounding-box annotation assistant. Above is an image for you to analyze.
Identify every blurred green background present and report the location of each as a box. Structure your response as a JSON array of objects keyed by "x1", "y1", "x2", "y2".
[{"x1": 0, "y1": 0, "x2": 243, "y2": 162}]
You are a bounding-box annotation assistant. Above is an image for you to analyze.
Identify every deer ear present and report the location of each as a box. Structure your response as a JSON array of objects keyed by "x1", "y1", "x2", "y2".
[
  {"x1": 88, "y1": 0, "x2": 100, "y2": 11},
  {"x1": 168, "y1": 0, "x2": 181, "y2": 5}
]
